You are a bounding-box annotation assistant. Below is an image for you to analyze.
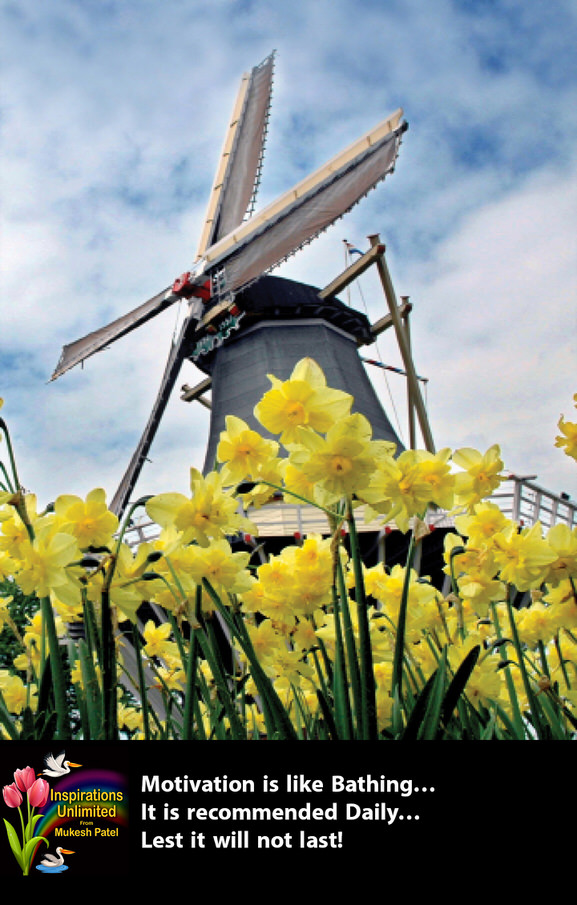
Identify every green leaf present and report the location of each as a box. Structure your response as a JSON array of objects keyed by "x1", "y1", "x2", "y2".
[
  {"x1": 3, "y1": 818, "x2": 24, "y2": 870},
  {"x1": 78, "y1": 638, "x2": 104, "y2": 739},
  {"x1": 18, "y1": 705, "x2": 36, "y2": 740},
  {"x1": 24, "y1": 835, "x2": 48, "y2": 870},
  {"x1": 0, "y1": 692, "x2": 19, "y2": 740},
  {"x1": 316, "y1": 688, "x2": 340, "y2": 740},
  {"x1": 439, "y1": 644, "x2": 481, "y2": 733},
  {"x1": 417, "y1": 652, "x2": 449, "y2": 740},
  {"x1": 401, "y1": 668, "x2": 439, "y2": 740},
  {"x1": 202, "y1": 579, "x2": 298, "y2": 740}
]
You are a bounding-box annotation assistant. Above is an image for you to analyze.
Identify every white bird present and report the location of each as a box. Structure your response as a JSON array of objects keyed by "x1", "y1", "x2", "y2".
[
  {"x1": 41, "y1": 752, "x2": 82, "y2": 778},
  {"x1": 39, "y1": 847, "x2": 75, "y2": 868}
]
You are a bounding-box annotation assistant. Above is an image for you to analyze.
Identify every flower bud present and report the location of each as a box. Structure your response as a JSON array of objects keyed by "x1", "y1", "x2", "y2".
[
  {"x1": 27, "y1": 777, "x2": 50, "y2": 808},
  {"x1": 13, "y1": 766, "x2": 35, "y2": 792},
  {"x1": 3, "y1": 782, "x2": 23, "y2": 808}
]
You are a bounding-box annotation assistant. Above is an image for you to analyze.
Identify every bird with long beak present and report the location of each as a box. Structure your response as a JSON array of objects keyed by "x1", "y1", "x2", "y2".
[
  {"x1": 39, "y1": 847, "x2": 75, "y2": 869},
  {"x1": 40, "y1": 752, "x2": 82, "y2": 778}
]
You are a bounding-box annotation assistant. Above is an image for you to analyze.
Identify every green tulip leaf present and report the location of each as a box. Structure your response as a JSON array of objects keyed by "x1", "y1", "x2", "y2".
[
  {"x1": 3, "y1": 818, "x2": 24, "y2": 870},
  {"x1": 24, "y1": 835, "x2": 49, "y2": 869}
]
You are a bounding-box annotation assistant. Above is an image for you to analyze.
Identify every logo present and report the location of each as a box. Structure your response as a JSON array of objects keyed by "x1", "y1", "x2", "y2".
[{"x1": 2, "y1": 748, "x2": 129, "y2": 876}]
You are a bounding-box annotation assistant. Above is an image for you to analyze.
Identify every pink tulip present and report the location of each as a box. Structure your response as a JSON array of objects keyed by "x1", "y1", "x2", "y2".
[
  {"x1": 27, "y1": 777, "x2": 49, "y2": 808},
  {"x1": 13, "y1": 766, "x2": 35, "y2": 793},
  {"x1": 3, "y1": 782, "x2": 23, "y2": 808}
]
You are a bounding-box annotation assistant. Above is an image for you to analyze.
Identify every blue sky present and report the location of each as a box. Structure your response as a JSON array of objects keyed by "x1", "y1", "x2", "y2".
[{"x1": 1, "y1": 0, "x2": 576, "y2": 510}]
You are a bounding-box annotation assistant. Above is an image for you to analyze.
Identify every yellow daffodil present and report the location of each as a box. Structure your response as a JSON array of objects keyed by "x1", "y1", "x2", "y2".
[
  {"x1": 244, "y1": 619, "x2": 288, "y2": 665},
  {"x1": 288, "y1": 413, "x2": 376, "y2": 506},
  {"x1": 374, "y1": 661, "x2": 395, "y2": 729},
  {"x1": 117, "y1": 704, "x2": 144, "y2": 733},
  {"x1": 146, "y1": 468, "x2": 255, "y2": 547},
  {"x1": 82, "y1": 543, "x2": 153, "y2": 623},
  {"x1": 0, "y1": 509, "x2": 35, "y2": 561},
  {"x1": 142, "y1": 620, "x2": 180, "y2": 660},
  {"x1": 548, "y1": 630, "x2": 577, "y2": 689},
  {"x1": 154, "y1": 664, "x2": 187, "y2": 692},
  {"x1": 555, "y1": 394, "x2": 577, "y2": 461},
  {"x1": 216, "y1": 415, "x2": 279, "y2": 485},
  {"x1": 492, "y1": 522, "x2": 558, "y2": 591},
  {"x1": 456, "y1": 571, "x2": 506, "y2": 617},
  {"x1": 0, "y1": 595, "x2": 13, "y2": 632},
  {"x1": 278, "y1": 459, "x2": 317, "y2": 506},
  {"x1": 15, "y1": 531, "x2": 80, "y2": 600},
  {"x1": 236, "y1": 455, "x2": 286, "y2": 509},
  {"x1": 270, "y1": 647, "x2": 315, "y2": 685},
  {"x1": 364, "y1": 563, "x2": 440, "y2": 642},
  {"x1": 413, "y1": 447, "x2": 456, "y2": 510},
  {"x1": 254, "y1": 357, "x2": 352, "y2": 445},
  {"x1": 516, "y1": 601, "x2": 563, "y2": 649},
  {"x1": 186, "y1": 538, "x2": 254, "y2": 598},
  {"x1": 53, "y1": 488, "x2": 118, "y2": 550},
  {"x1": 291, "y1": 617, "x2": 321, "y2": 653},
  {"x1": 444, "y1": 532, "x2": 506, "y2": 616},
  {"x1": 454, "y1": 501, "x2": 512, "y2": 547},
  {"x1": 361, "y1": 448, "x2": 434, "y2": 533},
  {"x1": 0, "y1": 670, "x2": 37, "y2": 714},
  {"x1": 543, "y1": 523, "x2": 577, "y2": 586},
  {"x1": 542, "y1": 579, "x2": 577, "y2": 631},
  {"x1": 453, "y1": 444, "x2": 505, "y2": 510}
]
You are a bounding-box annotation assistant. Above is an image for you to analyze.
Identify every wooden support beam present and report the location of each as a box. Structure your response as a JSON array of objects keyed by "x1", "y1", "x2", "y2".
[
  {"x1": 181, "y1": 377, "x2": 212, "y2": 408},
  {"x1": 319, "y1": 242, "x2": 386, "y2": 300},
  {"x1": 366, "y1": 297, "x2": 412, "y2": 343},
  {"x1": 369, "y1": 234, "x2": 435, "y2": 453}
]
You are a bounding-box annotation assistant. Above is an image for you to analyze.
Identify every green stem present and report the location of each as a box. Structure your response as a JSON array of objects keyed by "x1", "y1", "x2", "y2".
[
  {"x1": 0, "y1": 417, "x2": 22, "y2": 495},
  {"x1": 330, "y1": 583, "x2": 354, "y2": 740},
  {"x1": 505, "y1": 587, "x2": 545, "y2": 739},
  {"x1": 554, "y1": 632, "x2": 571, "y2": 690},
  {"x1": 346, "y1": 499, "x2": 377, "y2": 740},
  {"x1": 391, "y1": 529, "x2": 416, "y2": 717},
  {"x1": 100, "y1": 586, "x2": 117, "y2": 740},
  {"x1": 130, "y1": 623, "x2": 151, "y2": 741},
  {"x1": 202, "y1": 579, "x2": 297, "y2": 739},
  {"x1": 490, "y1": 601, "x2": 525, "y2": 737},
  {"x1": 40, "y1": 596, "x2": 71, "y2": 738}
]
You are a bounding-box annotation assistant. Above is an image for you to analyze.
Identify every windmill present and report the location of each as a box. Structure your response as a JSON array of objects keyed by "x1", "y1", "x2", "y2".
[{"x1": 51, "y1": 52, "x2": 419, "y2": 519}]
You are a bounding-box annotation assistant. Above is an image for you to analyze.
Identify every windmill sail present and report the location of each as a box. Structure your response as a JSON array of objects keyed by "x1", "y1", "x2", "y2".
[
  {"x1": 207, "y1": 112, "x2": 406, "y2": 296},
  {"x1": 51, "y1": 284, "x2": 177, "y2": 381},
  {"x1": 51, "y1": 54, "x2": 275, "y2": 384},
  {"x1": 51, "y1": 106, "x2": 404, "y2": 385},
  {"x1": 196, "y1": 52, "x2": 275, "y2": 256},
  {"x1": 109, "y1": 313, "x2": 197, "y2": 515}
]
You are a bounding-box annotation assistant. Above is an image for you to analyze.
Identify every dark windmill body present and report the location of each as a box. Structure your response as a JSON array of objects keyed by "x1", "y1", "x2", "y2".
[
  {"x1": 191, "y1": 274, "x2": 404, "y2": 474},
  {"x1": 51, "y1": 53, "x2": 426, "y2": 532}
]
